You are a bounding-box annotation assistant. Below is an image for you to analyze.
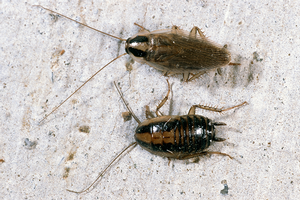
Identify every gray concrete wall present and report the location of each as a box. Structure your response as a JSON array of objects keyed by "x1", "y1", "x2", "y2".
[{"x1": 1, "y1": 0, "x2": 299, "y2": 199}]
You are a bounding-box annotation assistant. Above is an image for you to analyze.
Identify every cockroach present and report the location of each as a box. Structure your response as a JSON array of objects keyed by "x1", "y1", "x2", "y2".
[
  {"x1": 66, "y1": 80, "x2": 247, "y2": 194},
  {"x1": 34, "y1": 5, "x2": 240, "y2": 123}
]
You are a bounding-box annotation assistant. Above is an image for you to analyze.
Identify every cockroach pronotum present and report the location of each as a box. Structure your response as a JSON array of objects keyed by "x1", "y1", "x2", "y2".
[
  {"x1": 33, "y1": 5, "x2": 240, "y2": 123},
  {"x1": 66, "y1": 80, "x2": 247, "y2": 194}
]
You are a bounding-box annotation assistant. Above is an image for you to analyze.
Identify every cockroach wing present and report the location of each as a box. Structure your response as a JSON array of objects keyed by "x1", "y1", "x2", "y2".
[{"x1": 144, "y1": 32, "x2": 231, "y2": 79}]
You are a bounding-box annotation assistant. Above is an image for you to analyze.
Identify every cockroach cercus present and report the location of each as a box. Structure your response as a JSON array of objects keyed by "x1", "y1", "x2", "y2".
[
  {"x1": 66, "y1": 80, "x2": 247, "y2": 194},
  {"x1": 34, "y1": 5, "x2": 240, "y2": 123}
]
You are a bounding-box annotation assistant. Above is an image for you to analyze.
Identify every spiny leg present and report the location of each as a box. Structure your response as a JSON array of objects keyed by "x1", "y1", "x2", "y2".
[
  {"x1": 213, "y1": 137, "x2": 226, "y2": 142},
  {"x1": 145, "y1": 105, "x2": 155, "y2": 119},
  {"x1": 189, "y1": 26, "x2": 206, "y2": 39},
  {"x1": 187, "y1": 71, "x2": 207, "y2": 82},
  {"x1": 155, "y1": 80, "x2": 171, "y2": 116},
  {"x1": 163, "y1": 70, "x2": 175, "y2": 77},
  {"x1": 179, "y1": 151, "x2": 233, "y2": 160},
  {"x1": 228, "y1": 62, "x2": 241, "y2": 66},
  {"x1": 188, "y1": 101, "x2": 248, "y2": 115}
]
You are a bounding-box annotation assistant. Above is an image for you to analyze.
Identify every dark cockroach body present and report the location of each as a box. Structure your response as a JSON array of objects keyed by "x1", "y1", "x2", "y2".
[
  {"x1": 125, "y1": 79, "x2": 246, "y2": 162},
  {"x1": 35, "y1": 6, "x2": 238, "y2": 83},
  {"x1": 34, "y1": 6, "x2": 240, "y2": 123},
  {"x1": 125, "y1": 27, "x2": 234, "y2": 81},
  {"x1": 135, "y1": 115, "x2": 225, "y2": 159},
  {"x1": 66, "y1": 80, "x2": 247, "y2": 194}
]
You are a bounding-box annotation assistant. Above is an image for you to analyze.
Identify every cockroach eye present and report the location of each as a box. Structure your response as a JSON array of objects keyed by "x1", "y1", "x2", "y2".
[
  {"x1": 128, "y1": 47, "x2": 147, "y2": 57},
  {"x1": 129, "y1": 36, "x2": 149, "y2": 44}
]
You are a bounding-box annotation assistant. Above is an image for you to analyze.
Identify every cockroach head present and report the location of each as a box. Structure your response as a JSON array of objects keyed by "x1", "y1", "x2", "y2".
[{"x1": 125, "y1": 36, "x2": 149, "y2": 58}]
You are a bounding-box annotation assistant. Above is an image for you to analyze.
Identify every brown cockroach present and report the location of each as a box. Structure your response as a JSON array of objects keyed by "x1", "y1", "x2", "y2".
[
  {"x1": 34, "y1": 5, "x2": 240, "y2": 123},
  {"x1": 66, "y1": 80, "x2": 247, "y2": 194}
]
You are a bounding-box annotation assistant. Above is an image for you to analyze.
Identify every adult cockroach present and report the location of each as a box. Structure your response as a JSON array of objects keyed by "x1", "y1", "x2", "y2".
[
  {"x1": 34, "y1": 5, "x2": 240, "y2": 123},
  {"x1": 66, "y1": 80, "x2": 247, "y2": 194}
]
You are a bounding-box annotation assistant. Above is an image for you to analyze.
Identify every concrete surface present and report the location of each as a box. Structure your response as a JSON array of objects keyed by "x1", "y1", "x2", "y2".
[{"x1": 1, "y1": 0, "x2": 299, "y2": 199}]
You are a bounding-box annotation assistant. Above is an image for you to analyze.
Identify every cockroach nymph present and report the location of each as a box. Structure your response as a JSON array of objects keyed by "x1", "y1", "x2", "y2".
[
  {"x1": 34, "y1": 5, "x2": 240, "y2": 123},
  {"x1": 66, "y1": 80, "x2": 247, "y2": 194}
]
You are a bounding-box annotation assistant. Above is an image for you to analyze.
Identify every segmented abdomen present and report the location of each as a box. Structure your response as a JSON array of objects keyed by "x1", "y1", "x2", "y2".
[{"x1": 135, "y1": 115, "x2": 215, "y2": 158}]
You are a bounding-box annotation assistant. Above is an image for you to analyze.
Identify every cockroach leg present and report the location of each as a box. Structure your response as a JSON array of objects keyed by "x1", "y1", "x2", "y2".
[
  {"x1": 213, "y1": 122, "x2": 227, "y2": 126},
  {"x1": 180, "y1": 151, "x2": 233, "y2": 160},
  {"x1": 145, "y1": 105, "x2": 155, "y2": 119},
  {"x1": 187, "y1": 101, "x2": 248, "y2": 115},
  {"x1": 163, "y1": 71, "x2": 176, "y2": 77},
  {"x1": 220, "y1": 101, "x2": 248, "y2": 112},
  {"x1": 167, "y1": 158, "x2": 172, "y2": 166},
  {"x1": 189, "y1": 26, "x2": 206, "y2": 39},
  {"x1": 228, "y1": 62, "x2": 241, "y2": 66},
  {"x1": 217, "y1": 68, "x2": 222, "y2": 76},
  {"x1": 213, "y1": 137, "x2": 227, "y2": 142},
  {"x1": 187, "y1": 71, "x2": 207, "y2": 82},
  {"x1": 155, "y1": 80, "x2": 171, "y2": 117}
]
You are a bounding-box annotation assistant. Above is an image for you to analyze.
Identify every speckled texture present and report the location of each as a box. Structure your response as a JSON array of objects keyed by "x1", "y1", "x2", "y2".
[{"x1": 1, "y1": 0, "x2": 300, "y2": 199}]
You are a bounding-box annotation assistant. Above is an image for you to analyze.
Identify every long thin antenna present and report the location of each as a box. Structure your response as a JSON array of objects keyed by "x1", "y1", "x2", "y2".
[
  {"x1": 114, "y1": 81, "x2": 141, "y2": 124},
  {"x1": 39, "y1": 53, "x2": 127, "y2": 125},
  {"x1": 33, "y1": 5, "x2": 126, "y2": 41},
  {"x1": 67, "y1": 142, "x2": 138, "y2": 194}
]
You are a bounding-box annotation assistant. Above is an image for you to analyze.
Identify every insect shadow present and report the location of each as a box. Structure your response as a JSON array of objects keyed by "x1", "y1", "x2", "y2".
[
  {"x1": 66, "y1": 80, "x2": 247, "y2": 194},
  {"x1": 33, "y1": 5, "x2": 241, "y2": 124}
]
